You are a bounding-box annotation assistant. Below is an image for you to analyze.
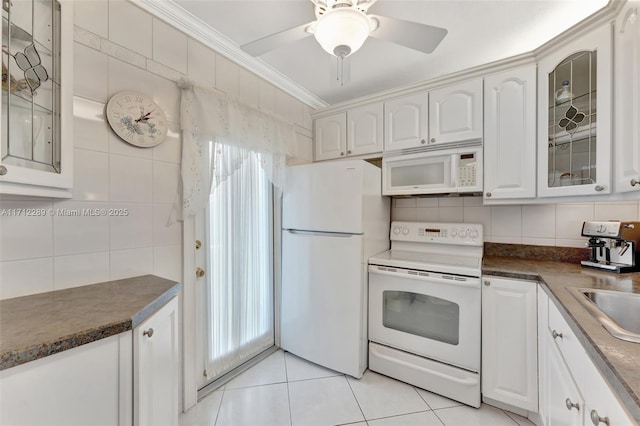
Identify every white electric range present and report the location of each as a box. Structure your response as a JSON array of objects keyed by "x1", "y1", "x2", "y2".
[{"x1": 368, "y1": 221, "x2": 484, "y2": 408}]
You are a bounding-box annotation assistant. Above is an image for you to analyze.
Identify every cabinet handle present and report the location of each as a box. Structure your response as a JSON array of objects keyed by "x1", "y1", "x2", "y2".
[
  {"x1": 565, "y1": 398, "x2": 580, "y2": 411},
  {"x1": 0, "y1": 165, "x2": 6, "y2": 176},
  {"x1": 483, "y1": 280, "x2": 491, "y2": 286},
  {"x1": 420, "y1": 139, "x2": 426, "y2": 144},
  {"x1": 196, "y1": 267, "x2": 205, "y2": 278},
  {"x1": 430, "y1": 138, "x2": 436, "y2": 143},
  {"x1": 485, "y1": 192, "x2": 492, "y2": 198},
  {"x1": 552, "y1": 330, "x2": 563, "y2": 340},
  {"x1": 594, "y1": 185, "x2": 605, "y2": 192},
  {"x1": 347, "y1": 150, "x2": 351, "y2": 154},
  {"x1": 590, "y1": 410, "x2": 610, "y2": 425},
  {"x1": 340, "y1": 152, "x2": 345, "y2": 156},
  {"x1": 195, "y1": 240, "x2": 202, "y2": 250},
  {"x1": 143, "y1": 328, "x2": 154, "y2": 338},
  {"x1": 631, "y1": 178, "x2": 640, "y2": 187}
]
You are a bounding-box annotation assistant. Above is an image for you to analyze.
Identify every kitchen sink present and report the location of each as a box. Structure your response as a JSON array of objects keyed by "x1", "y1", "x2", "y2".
[{"x1": 568, "y1": 288, "x2": 640, "y2": 343}]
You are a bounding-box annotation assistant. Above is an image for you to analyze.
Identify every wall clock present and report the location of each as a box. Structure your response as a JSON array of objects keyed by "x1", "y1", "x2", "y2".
[{"x1": 106, "y1": 91, "x2": 168, "y2": 147}]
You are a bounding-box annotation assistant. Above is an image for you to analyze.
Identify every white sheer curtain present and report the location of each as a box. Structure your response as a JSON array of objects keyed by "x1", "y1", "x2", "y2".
[
  {"x1": 172, "y1": 78, "x2": 297, "y2": 222},
  {"x1": 175, "y1": 78, "x2": 294, "y2": 381},
  {"x1": 207, "y1": 143, "x2": 273, "y2": 378}
]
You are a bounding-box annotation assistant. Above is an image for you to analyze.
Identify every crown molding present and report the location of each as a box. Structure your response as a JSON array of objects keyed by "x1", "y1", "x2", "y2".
[
  {"x1": 312, "y1": 52, "x2": 537, "y2": 118},
  {"x1": 129, "y1": 0, "x2": 329, "y2": 110}
]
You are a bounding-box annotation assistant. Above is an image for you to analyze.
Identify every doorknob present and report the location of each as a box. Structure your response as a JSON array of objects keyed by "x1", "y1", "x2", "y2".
[{"x1": 196, "y1": 267, "x2": 205, "y2": 278}]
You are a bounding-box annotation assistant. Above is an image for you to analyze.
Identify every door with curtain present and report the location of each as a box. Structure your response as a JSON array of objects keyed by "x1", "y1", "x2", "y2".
[{"x1": 197, "y1": 142, "x2": 275, "y2": 386}]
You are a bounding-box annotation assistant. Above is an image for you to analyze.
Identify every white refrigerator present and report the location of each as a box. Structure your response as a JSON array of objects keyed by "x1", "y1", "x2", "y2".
[{"x1": 281, "y1": 160, "x2": 390, "y2": 378}]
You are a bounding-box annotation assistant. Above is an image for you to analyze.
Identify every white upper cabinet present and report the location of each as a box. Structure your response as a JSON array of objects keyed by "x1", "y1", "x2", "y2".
[
  {"x1": 314, "y1": 113, "x2": 347, "y2": 161},
  {"x1": 537, "y1": 24, "x2": 612, "y2": 197},
  {"x1": 429, "y1": 78, "x2": 483, "y2": 146},
  {"x1": 347, "y1": 102, "x2": 383, "y2": 157},
  {"x1": 384, "y1": 92, "x2": 428, "y2": 152},
  {"x1": 484, "y1": 65, "x2": 537, "y2": 200},
  {"x1": 614, "y1": 1, "x2": 640, "y2": 194},
  {"x1": 0, "y1": 0, "x2": 73, "y2": 198},
  {"x1": 314, "y1": 104, "x2": 383, "y2": 161}
]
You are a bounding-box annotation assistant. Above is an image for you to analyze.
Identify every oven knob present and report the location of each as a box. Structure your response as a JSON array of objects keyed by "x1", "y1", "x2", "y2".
[
  {"x1": 459, "y1": 229, "x2": 468, "y2": 238},
  {"x1": 393, "y1": 227, "x2": 401, "y2": 235},
  {"x1": 402, "y1": 228, "x2": 409, "y2": 235},
  {"x1": 469, "y1": 229, "x2": 479, "y2": 239},
  {"x1": 450, "y1": 229, "x2": 457, "y2": 237}
]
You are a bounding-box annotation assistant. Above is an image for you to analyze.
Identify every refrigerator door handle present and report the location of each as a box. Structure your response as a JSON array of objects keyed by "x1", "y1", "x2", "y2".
[{"x1": 286, "y1": 229, "x2": 356, "y2": 238}]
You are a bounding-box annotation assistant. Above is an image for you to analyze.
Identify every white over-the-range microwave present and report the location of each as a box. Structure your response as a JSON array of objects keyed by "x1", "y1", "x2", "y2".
[{"x1": 382, "y1": 146, "x2": 483, "y2": 196}]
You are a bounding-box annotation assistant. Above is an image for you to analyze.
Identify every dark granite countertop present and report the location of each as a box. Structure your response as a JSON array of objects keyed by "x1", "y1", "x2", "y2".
[
  {"x1": 0, "y1": 275, "x2": 181, "y2": 371},
  {"x1": 483, "y1": 256, "x2": 640, "y2": 422}
]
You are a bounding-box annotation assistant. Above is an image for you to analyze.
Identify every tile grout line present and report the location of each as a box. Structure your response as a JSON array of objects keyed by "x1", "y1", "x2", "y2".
[
  {"x1": 213, "y1": 387, "x2": 225, "y2": 426},
  {"x1": 344, "y1": 374, "x2": 368, "y2": 424},
  {"x1": 283, "y1": 353, "x2": 293, "y2": 426},
  {"x1": 412, "y1": 386, "x2": 447, "y2": 426}
]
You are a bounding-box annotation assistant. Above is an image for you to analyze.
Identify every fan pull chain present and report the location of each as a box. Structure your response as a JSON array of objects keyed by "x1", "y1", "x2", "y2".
[{"x1": 336, "y1": 55, "x2": 345, "y2": 87}]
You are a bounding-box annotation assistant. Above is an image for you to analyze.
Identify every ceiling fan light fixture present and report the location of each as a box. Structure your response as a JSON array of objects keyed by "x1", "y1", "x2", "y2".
[{"x1": 313, "y1": 7, "x2": 371, "y2": 57}]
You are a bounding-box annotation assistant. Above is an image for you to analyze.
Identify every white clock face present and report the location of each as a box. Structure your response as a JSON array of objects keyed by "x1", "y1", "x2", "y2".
[{"x1": 106, "y1": 91, "x2": 169, "y2": 147}]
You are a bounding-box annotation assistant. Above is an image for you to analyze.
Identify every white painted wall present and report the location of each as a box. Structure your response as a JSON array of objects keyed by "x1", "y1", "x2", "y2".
[
  {"x1": 391, "y1": 197, "x2": 640, "y2": 248},
  {"x1": 0, "y1": 0, "x2": 313, "y2": 301}
]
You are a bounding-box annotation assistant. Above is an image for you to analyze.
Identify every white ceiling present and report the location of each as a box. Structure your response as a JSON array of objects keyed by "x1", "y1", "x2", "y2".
[{"x1": 172, "y1": 0, "x2": 609, "y2": 106}]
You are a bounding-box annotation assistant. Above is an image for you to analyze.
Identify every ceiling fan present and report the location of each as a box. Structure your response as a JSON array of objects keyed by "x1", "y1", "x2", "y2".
[{"x1": 240, "y1": 0, "x2": 448, "y2": 60}]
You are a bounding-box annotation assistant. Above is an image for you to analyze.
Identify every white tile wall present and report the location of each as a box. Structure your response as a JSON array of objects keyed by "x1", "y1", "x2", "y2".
[
  {"x1": 0, "y1": 0, "x2": 314, "y2": 300},
  {"x1": 392, "y1": 197, "x2": 640, "y2": 247}
]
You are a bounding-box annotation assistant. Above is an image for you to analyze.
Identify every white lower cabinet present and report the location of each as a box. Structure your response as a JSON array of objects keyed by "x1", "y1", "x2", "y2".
[
  {"x1": 0, "y1": 333, "x2": 131, "y2": 426},
  {"x1": 545, "y1": 333, "x2": 585, "y2": 426},
  {"x1": 134, "y1": 296, "x2": 180, "y2": 426},
  {"x1": 482, "y1": 277, "x2": 538, "y2": 412},
  {"x1": 538, "y1": 289, "x2": 634, "y2": 426},
  {"x1": 0, "y1": 297, "x2": 179, "y2": 426}
]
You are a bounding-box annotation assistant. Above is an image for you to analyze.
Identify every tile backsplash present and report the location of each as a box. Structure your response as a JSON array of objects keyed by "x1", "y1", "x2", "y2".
[
  {"x1": 0, "y1": 0, "x2": 313, "y2": 300},
  {"x1": 392, "y1": 196, "x2": 640, "y2": 248}
]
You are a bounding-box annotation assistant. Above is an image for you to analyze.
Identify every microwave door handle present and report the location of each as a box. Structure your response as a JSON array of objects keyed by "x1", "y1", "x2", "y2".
[{"x1": 451, "y1": 154, "x2": 458, "y2": 188}]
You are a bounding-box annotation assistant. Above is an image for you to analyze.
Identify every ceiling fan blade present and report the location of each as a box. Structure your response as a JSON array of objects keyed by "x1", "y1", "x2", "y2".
[
  {"x1": 368, "y1": 14, "x2": 448, "y2": 54},
  {"x1": 240, "y1": 22, "x2": 314, "y2": 56}
]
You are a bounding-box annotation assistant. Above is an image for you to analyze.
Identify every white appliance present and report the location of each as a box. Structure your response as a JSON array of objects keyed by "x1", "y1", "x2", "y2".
[
  {"x1": 382, "y1": 146, "x2": 482, "y2": 196},
  {"x1": 368, "y1": 221, "x2": 483, "y2": 407},
  {"x1": 281, "y1": 160, "x2": 390, "y2": 378}
]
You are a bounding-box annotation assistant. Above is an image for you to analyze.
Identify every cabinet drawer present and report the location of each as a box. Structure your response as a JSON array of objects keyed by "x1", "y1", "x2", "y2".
[
  {"x1": 547, "y1": 297, "x2": 586, "y2": 384},
  {"x1": 582, "y1": 355, "x2": 634, "y2": 425}
]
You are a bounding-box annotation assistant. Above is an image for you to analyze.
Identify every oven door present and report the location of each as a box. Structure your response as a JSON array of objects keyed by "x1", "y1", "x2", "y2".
[{"x1": 368, "y1": 265, "x2": 481, "y2": 372}]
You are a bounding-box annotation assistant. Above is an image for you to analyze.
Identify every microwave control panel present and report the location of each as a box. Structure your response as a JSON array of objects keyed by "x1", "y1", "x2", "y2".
[{"x1": 458, "y1": 153, "x2": 477, "y2": 188}]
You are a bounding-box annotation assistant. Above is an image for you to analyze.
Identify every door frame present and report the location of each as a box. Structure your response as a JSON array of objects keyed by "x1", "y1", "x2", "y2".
[{"x1": 182, "y1": 216, "x2": 198, "y2": 412}]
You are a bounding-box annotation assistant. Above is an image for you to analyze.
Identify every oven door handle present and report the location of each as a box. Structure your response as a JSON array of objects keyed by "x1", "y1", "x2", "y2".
[{"x1": 368, "y1": 265, "x2": 481, "y2": 288}]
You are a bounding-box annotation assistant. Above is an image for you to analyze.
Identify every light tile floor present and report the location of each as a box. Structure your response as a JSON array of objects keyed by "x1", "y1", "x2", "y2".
[{"x1": 180, "y1": 350, "x2": 536, "y2": 426}]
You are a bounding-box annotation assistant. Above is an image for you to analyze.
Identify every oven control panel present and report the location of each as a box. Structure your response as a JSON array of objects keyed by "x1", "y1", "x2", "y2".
[{"x1": 391, "y1": 221, "x2": 483, "y2": 244}]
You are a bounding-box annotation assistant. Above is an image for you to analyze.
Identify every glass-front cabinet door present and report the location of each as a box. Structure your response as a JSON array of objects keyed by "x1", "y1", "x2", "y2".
[
  {"x1": 537, "y1": 23, "x2": 612, "y2": 197},
  {"x1": 0, "y1": 0, "x2": 72, "y2": 197}
]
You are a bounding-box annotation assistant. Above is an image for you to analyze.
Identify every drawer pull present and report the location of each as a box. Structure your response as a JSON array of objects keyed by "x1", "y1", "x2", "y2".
[
  {"x1": 565, "y1": 398, "x2": 580, "y2": 411},
  {"x1": 552, "y1": 330, "x2": 563, "y2": 340},
  {"x1": 590, "y1": 410, "x2": 610, "y2": 426}
]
